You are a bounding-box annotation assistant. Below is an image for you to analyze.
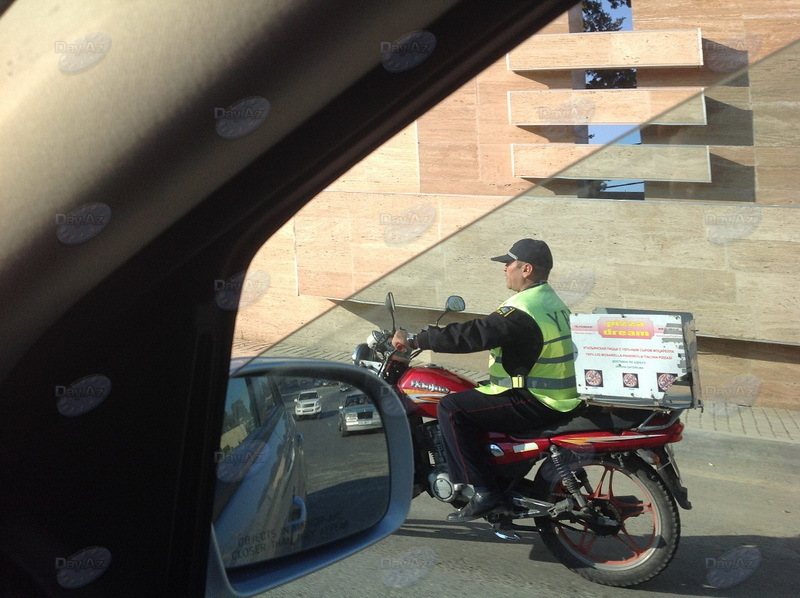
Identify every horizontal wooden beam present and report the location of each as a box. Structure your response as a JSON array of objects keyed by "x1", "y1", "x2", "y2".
[
  {"x1": 509, "y1": 88, "x2": 707, "y2": 126},
  {"x1": 508, "y1": 29, "x2": 704, "y2": 71},
  {"x1": 512, "y1": 143, "x2": 711, "y2": 182}
]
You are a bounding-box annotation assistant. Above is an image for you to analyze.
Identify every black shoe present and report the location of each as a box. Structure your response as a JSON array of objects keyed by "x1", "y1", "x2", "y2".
[{"x1": 446, "y1": 490, "x2": 505, "y2": 523}]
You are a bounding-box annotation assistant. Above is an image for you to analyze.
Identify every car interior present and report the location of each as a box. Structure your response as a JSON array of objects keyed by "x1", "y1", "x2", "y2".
[{"x1": 0, "y1": 0, "x2": 587, "y2": 595}]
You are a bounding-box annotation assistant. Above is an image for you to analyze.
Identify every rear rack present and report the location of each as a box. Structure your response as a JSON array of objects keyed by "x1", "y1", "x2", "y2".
[
  {"x1": 575, "y1": 396, "x2": 692, "y2": 432},
  {"x1": 634, "y1": 408, "x2": 684, "y2": 432}
]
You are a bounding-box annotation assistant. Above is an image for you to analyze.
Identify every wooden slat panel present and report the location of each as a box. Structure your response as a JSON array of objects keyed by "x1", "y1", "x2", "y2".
[
  {"x1": 509, "y1": 88, "x2": 707, "y2": 126},
  {"x1": 508, "y1": 30, "x2": 703, "y2": 71},
  {"x1": 512, "y1": 143, "x2": 711, "y2": 182}
]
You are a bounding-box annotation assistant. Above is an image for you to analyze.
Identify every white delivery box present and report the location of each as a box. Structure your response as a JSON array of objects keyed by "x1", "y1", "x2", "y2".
[{"x1": 569, "y1": 310, "x2": 701, "y2": 409}]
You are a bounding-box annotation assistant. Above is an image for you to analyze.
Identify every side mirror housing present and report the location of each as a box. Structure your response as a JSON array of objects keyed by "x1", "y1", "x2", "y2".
[{"x1": 206, "y1": 358, "x2": 412, "y2": 596}]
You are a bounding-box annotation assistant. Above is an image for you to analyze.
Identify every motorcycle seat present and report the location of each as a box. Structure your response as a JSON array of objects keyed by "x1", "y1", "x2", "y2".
[{"x1": 510, "y1": 405, "x2": 662, "y2": 439}]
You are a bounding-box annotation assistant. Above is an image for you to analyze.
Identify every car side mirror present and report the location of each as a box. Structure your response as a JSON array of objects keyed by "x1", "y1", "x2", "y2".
[{"x1": 206, "y1": 358, "x2": 412, "y2": 596}]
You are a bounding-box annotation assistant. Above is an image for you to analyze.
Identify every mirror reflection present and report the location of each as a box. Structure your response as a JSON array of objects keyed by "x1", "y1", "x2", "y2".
[
  {"x1": 213, "y1": 371, "x2": 390, "y2": 570},
  {"x1": 445, "y1": 295, "x2": 466, "y2": 313}
]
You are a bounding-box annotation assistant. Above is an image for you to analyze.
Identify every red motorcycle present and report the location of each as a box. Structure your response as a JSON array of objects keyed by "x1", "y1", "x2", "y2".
[{"x1": 353, "y1": 293, "x2": 694, "y2": 588}]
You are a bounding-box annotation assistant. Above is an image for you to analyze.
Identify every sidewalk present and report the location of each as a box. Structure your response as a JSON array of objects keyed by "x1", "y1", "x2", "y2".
[
  {"x1": 681, "y1": 402, "x2": 800, "y2": 444},
  {"x1": 232, "y1": 340, "x2": 800, "y2": 445}
]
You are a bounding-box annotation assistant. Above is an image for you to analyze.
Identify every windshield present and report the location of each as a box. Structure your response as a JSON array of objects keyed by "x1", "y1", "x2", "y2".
[{"x1": 345, "y1": 395, "x2": 371, "y2": 407}]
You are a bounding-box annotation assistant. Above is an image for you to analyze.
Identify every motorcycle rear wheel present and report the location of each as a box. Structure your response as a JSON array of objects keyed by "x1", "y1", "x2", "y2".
[{"x1": 531, "y1": 454, "x2": 680, "y2": 587}]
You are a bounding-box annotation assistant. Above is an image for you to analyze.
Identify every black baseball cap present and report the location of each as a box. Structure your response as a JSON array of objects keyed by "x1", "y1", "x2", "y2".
[{"x1": 490, "y1": 238, "x2": 553, "y2": 269}]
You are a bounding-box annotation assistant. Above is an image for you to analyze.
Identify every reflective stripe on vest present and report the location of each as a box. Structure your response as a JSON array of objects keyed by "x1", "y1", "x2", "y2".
[
  {"x1": 478, "y1": 284, "x2": 581, "y2": 412},
  {"x1": 488, "y1": 374, "x2": 577, "y2": 390}
]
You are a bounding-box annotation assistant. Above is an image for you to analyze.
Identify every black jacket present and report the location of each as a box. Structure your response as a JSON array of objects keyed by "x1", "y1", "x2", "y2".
[{"x1": 415, "y1": 305, "x2": 544, "y2": 379}]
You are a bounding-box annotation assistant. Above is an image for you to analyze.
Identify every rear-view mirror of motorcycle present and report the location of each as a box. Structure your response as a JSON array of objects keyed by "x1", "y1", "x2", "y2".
[
  {"x1": 435, "y1": 295, "x2": 466, "y2": 326},
  {"x1": 445, "y1": 295, "x2": 466, "y2": 313},
  {"x1": 206, "y1": 358, "x2": 412, "y2": 597}
]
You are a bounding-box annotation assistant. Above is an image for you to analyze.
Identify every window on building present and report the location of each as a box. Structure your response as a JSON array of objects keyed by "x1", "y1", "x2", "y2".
[{"x1": 580, "y1": 0, "x2": 644, "y2": 199}]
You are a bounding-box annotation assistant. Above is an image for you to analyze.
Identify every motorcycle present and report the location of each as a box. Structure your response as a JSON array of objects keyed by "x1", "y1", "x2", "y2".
[{"x1": 352, "y1": 292, "x2": 694, "y2": 588}]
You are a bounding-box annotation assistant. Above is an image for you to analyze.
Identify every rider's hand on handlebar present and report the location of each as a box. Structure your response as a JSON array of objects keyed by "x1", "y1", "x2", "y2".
[{"x1": 391, "y1": 330, "x2": 409, "y2": 352}]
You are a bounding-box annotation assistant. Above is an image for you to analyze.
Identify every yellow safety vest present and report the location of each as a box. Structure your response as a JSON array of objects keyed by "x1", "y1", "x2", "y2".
[{"x1": 478, "y1": 284, "x2": 581, "y2": 412}]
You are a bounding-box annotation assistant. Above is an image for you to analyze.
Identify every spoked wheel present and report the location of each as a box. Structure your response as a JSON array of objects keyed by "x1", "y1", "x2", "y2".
[{"x1": 531, "y1": 454, "x2": 680, "y2": 587}]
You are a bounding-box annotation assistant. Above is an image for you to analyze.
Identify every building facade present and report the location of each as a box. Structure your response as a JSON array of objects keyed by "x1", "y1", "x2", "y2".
[{"x1": 236, "y1": 1, "x2": 800, "y2": 410}]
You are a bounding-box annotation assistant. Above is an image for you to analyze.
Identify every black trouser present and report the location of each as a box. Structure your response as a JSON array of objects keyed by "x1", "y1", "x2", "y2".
[{"x1": 437, "y1": 387, "x2": 569, "y2": 490}]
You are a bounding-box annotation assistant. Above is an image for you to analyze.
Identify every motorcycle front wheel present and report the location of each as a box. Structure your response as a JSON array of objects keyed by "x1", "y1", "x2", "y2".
[{"x1": 531, "y1": 453, "x2": 680, "y2": 588}]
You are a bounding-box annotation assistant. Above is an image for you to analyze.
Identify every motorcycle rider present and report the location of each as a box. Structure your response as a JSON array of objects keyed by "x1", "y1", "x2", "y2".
[{"x1": 392, "y1": 238, "x2": 582, "y2": 522}]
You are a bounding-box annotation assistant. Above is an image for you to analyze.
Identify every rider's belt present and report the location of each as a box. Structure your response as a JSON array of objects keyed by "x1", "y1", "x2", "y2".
[{"x1": 490, "y1": 375, "x2": 577, "y2": 390}]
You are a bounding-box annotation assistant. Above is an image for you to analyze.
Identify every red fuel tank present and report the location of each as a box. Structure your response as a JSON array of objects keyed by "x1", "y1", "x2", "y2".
[{"x1": 398, "y1": 366, "x2": 477, "y2": 417}]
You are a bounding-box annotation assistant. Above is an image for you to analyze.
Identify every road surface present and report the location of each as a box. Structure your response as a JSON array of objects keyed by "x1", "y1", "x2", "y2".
[{"x1": 260, "y1": 425, "x2": 800, "y2": 597}]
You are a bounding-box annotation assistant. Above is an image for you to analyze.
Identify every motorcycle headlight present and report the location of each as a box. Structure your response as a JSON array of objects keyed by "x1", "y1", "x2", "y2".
[{"x1": 352, "y1": 343, "x2": 375, "y2": 364}]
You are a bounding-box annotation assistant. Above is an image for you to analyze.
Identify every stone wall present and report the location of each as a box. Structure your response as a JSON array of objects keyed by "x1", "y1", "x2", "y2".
[{"x1": 232, "y1": 2, "x2": 800, "y2": 409}]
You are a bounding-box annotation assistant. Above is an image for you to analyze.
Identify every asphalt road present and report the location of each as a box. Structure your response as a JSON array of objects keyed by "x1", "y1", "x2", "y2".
[
  {"x1": 260, "y1": 426, "x2": 800, "y2": 598},
  {"x1": 286, "y1": 384, "x2": 391, "y2": 551},
  {"x1": 289, "y1": 384, "x2": 389, "y2": 490}
]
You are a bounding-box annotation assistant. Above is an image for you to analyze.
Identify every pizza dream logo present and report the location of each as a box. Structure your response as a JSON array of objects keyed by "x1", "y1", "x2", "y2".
[
  {"x1": 381, "y1": 547, "x2": 436, "y2": 588},
  {"x1": 597, "y1": 317, "x2": 655, "y2": 339},
  {"x1": 56, "y1": 32, "x2": 111, "y2": 73},
  {"x1": 381, "y1": 31, "x2": 436, "y2": 73},
  {"x1": 56, "y1": 202, "x2": 112, "y2": 245},
  {"x1": 55, "y1": 374, "x2": 112, "y2": 417},
  {"x1": 215, "y1": 96, "x2": 271, "y2": 139},
  {"x1": 55, "y1": 546, "x2": 112, "y2": 589}
]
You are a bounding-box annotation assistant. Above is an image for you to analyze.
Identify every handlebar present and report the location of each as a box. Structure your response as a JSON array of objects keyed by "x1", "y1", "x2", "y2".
[
  {"x1": 356, "y1": 329, "x2": 417, "y2": 382},
  {"x1": 355, "y1": 292, "x2": 462, "y2": 382},
  {"x1": 367, "y1": 330, "x2": 393, "y2": 352}
]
